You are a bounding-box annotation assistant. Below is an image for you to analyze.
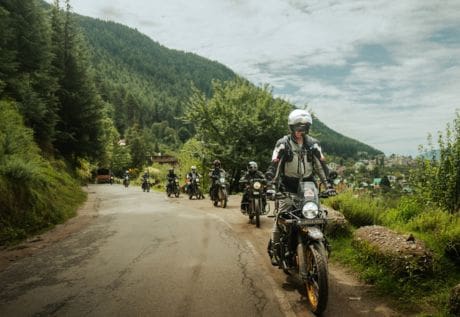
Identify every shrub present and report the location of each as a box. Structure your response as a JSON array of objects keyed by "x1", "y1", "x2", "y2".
[
  {"x1": 0, "y1": 101, "x2": 86, "y2": 244},
  {"x1": 75, "y1": 158, "x2": 94, "y2": 185},
  {"x1": 381, "y1": 196, "x2": 423, "y2": 226},
  {"x1": 327, "y1": 190, "x2": 384, "y2": 227}
]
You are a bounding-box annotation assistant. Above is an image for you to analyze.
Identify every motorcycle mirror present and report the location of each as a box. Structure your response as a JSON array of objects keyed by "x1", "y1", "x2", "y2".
[{"x1": 328, "y1": 171, "x2": 338, "y2": 180}]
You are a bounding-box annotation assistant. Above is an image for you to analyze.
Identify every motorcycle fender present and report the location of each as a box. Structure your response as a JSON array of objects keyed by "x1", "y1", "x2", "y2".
[
  {"x1": 306, "y1": 227, "x2": 324, "y2": 241},
  {"x1": 297, "y1": 236, "x2": 308, "y2": 280}
]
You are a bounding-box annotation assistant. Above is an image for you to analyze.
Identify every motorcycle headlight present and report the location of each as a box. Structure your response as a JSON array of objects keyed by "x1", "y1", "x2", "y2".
[
  {"x1": 302, "y1": 202, "x2": 319, "y2": 219},
  {"x1": 219, "y1": 177, "x2": 225, "y2": 183},
  {"x1": 253, "y1": 181, "x2": 261, "y2": 190}
]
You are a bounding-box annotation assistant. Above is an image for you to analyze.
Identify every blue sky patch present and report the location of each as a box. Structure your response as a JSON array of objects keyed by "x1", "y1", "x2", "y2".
[
  {"x1": 349, "y1": 44, "x2": 394, "y2": 66},
  {"x1": 429, "y1": 26, "x2": 460, "y2": 45}
]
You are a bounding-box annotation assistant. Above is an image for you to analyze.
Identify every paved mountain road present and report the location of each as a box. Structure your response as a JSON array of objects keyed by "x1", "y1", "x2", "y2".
[{"x1": 0, "y1": 185, "x2": 399, "y2": 317}]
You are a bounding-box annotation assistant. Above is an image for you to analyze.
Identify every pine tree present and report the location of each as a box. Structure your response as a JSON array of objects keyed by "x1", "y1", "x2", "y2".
[
  {"x1": 51, "y1": 0, "x2": 106, "y2": 163},
  {"x1": 0, "y1": 0, "x2": 58, "y2": 152}
]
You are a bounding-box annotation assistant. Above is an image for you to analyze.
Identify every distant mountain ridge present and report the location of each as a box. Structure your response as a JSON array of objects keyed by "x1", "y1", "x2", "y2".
[{"x1": 75, "y1": 12, "x2": 382, "y2": 158}]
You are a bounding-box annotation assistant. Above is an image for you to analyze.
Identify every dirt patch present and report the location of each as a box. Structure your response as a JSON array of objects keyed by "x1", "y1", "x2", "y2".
[{"x1": 0, "y1": 187, "x2": 99, "y2": 272}]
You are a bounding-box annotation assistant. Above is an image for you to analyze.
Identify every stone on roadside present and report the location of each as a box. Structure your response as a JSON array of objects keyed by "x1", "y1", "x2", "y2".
[
  {"x1": 325, "y1": 207, "x2": 351, "y2": 237},
  {"x1": 353, "y1": 225, "x2": 433, "y2": 277}
]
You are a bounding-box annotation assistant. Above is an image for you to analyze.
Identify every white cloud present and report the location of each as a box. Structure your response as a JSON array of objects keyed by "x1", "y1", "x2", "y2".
[{"x1": 59, "y1": 0, "x2": 460, "y2": 155}]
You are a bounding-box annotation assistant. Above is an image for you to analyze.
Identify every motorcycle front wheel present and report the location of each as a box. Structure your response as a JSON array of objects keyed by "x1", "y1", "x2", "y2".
[
  {"x1": 219, "y1": 188, "x2": 227, "y2": 208},
  {"x1": 254, "y1": 199, "x2": 260, "y2": 228},
  {"x1": 300, "y1": 242, "x2": 328, "y2": 315}
]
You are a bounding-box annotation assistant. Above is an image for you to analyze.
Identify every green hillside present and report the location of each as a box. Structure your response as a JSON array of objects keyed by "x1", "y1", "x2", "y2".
[
  {"x1": 75, "y1": 15, "x2": 382, "y2": 158},
  {"x1": 76, "y1": 16, "x2": 236, "y2": 136},
  {"x1": 312, "y1": 116, "x2": 382, "y2": 158}
]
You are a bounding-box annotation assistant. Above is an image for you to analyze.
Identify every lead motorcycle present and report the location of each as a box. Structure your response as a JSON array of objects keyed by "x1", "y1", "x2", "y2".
[
  {"x1": 211, "y1": 171, "x2": 228, "y2": 208},
  {"x1": 268, "y1": 179, "x2": 336, "y2": 315}
]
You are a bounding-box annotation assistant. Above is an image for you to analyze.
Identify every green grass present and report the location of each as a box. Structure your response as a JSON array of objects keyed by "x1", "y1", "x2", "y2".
[
  {"x1": 330, "y1": 235, "x2": 459, "y2": 316},
  {"x1": 326, "y1": 189, "x2": 460, "y2": 316},
  {"x1": 0, "y1": 101, "x2": 87, "y2": 245}
]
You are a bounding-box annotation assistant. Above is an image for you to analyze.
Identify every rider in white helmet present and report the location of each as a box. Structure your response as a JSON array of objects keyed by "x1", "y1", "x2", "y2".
[
  {"x1": 186, "y1": 165, "x2": 201, "y2": 194},
  {"x1": 266, "y1": 109, "x2": 332, "y2": 264}
]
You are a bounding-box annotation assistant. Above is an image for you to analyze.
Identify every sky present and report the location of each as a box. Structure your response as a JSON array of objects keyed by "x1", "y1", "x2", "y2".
[{"x1": 58, "y1": 0, "x2": 459, "y2": 156}]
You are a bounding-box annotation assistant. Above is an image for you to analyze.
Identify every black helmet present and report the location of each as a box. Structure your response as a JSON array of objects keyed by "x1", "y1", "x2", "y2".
[
  {"x1": 213, "y1": 159, "x2": 221, "y2": 168},
  {"x1": 247, "y1": 161, "x2": 258, "y2": 172}
]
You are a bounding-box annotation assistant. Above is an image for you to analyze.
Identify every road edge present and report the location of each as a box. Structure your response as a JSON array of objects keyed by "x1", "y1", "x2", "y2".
[{"x1": 0, "y1": 186, "x2": 100, "y2": 272}]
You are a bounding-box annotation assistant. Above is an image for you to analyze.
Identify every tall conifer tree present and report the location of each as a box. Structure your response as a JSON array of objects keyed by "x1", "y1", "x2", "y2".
[
  {"x1": 0, "y1": 0, "x2": 58, "y2": 152},
  {"x1": 51, "y1": 0, "x2": 105, "y2": 163}
]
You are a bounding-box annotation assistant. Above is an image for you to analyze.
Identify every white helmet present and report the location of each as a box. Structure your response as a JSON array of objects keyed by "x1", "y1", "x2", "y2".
[
  {"x1": 247, "y1": 161, "x2": 258, "y2": 172},
  {"x1": 288, "y1": 109, "x2": 312, "y2": 133},
  {"x1": 191, "y1": 166, "x2": 196, "y2": 170}
]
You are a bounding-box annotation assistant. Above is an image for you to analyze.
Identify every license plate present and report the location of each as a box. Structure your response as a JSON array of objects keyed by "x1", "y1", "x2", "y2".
[{"x1": 298, "y1": 218, "x2": 326, "y2": 225}]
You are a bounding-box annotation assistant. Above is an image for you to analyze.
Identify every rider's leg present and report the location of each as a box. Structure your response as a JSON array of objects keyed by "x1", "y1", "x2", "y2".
[{"x1": 269, "y1": 197, "x2": 292, "y2": 264}]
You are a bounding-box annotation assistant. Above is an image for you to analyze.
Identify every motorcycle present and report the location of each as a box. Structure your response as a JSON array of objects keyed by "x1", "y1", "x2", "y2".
[
  {"x1": 188, "y1": 175, "x2": 204, "y2": 200},
  {"x1": 166, "y1": 178, "x2": 180, "y2": 197},
  {"x1": 211, "y1": 171, "x2": 228, "y2": 208},
  {"x1": 240, "y1": 177, "x2": 269, "y2": 228},
  {"x1": 123, "y1": 175, "x2": 130, "y2": 188},
  {"x1": 142, "y1": 178, "x2": 150, "y2": 192},
  {"x1": 268, "y1": 180, "x2": 336, "y2": 315}
]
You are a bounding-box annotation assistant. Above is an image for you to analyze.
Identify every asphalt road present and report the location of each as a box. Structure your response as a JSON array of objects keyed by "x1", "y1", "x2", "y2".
[{"x1": 0, "y1": 185, "x2": 399, "y2": 317}]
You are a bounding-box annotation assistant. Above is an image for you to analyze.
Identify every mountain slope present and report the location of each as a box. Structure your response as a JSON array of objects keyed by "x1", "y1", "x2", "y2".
[
  {"x1": 75, "y1": 14, "x2": 382, "y2": 158},
  {"x1": 76, "y1": 15, "x2": 236, "y2": 134},
  {"x1": 312, "y1": 116, "x2": 382, "y2": 157}
]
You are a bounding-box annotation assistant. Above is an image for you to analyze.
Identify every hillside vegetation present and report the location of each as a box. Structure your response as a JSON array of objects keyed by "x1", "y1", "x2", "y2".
[{"x1": 0, "y1": 0, "x2": 381, "y2": 244}]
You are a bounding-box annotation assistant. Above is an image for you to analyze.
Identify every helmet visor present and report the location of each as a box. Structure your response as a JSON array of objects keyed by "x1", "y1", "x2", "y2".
[{"x1": 293, "y1": 123, "x2": 308, "y2": 132}]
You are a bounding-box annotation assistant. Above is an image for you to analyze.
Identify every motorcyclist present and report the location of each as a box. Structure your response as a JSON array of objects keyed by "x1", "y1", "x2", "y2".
[
  {"x1": 142, "y1": 171, "x2": 149, "y2": 188},
  {"x1": 239, "y1": 161, "x2": 267, "y2": 214},
  {"x1": 209, "y1": 159, "x2": 225, "y2": 201},
  {"x1": 186, "y1": 166, "x2": 201, "y2": 194},
  {"x1": 123, "y1": 170, "x2": 130, "y2": 186},
  {"x1": 265, "y1": 109, "x2": 333, "y2": 264},
  {"x1": 166, "y1": 167, "x2": 178, "y2": 192}
]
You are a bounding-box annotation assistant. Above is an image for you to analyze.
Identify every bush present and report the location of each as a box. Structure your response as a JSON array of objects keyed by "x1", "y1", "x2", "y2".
[
  {"x1": 404, "y1": 210, "x2": 460, "y2": 264},
  {"x1": 75, "y1": 158, "x2": 94, "y2": 185},
  {"x1": 0, "y1": 101, "x2": 86, "y2": 244},
  {"x1": 410, "y1": 110, "x2": 460, "y2": 214},
  {"x1": 327, "y1": 190, "x2": 385, "y2": 227}
]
